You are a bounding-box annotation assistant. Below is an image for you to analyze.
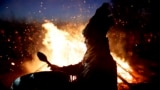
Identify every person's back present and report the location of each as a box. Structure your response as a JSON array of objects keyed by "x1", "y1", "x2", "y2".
[
  {"x1": 77, "y1": 38, "x2": 117, "y2": 90},
  {"x1": 78, "y1": 2, "x2": 117, "y2": 90}
]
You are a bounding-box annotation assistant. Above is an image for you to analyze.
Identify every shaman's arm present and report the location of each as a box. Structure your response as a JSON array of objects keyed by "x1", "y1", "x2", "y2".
[{"x1": 50, "y1": 62, "x2": 83, "y2": 75}]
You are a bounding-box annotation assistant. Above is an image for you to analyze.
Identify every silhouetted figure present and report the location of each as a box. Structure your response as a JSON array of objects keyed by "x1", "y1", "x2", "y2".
[{"x1": 81, "y1": 3, "x2": 117, "y2": 89}]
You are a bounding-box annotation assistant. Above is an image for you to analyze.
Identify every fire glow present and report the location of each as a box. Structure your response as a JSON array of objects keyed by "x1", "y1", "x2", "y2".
[
  {"x1": 41, "y1": 20, "x2": 86, "y2": 66},
  {"x1": 38, "y1": 21, "x2": 138, "y2": 84}
]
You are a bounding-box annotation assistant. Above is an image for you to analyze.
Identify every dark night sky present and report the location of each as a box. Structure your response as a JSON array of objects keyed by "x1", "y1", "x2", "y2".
[{"x1": 0, "y1": 0, "x2": 111, "y2": 22}]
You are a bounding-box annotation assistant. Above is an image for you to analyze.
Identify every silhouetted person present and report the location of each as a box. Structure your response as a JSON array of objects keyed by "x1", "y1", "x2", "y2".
[{"x1": 81, "y1": 3, "x2": 117, "y2": 90}]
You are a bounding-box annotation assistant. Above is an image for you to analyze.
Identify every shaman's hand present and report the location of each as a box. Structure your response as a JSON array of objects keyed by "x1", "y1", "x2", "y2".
[{"x1": 49, "y1": 64, "x2": 61, "y2": 71}]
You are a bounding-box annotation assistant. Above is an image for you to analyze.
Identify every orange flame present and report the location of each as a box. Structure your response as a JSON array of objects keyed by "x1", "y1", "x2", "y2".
[
  {"x1": 41, "y1": 20, "x2": 86, "y2": 67},
  {"x1": 111, "y1": 53, "x2": 135, "y2": 83}
]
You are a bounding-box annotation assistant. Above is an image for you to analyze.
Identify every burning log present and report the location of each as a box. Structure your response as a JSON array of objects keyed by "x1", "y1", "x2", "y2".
[
  {"x1": 117, "y1": 63, "x2": 137, "y2": 81},
  {"x1": 118, "y1": 74, "x2": 130, "y2": 86}
]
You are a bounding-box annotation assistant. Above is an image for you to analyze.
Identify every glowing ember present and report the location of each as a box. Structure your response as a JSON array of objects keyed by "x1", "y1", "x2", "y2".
[{"x1": 11, "y1": 62, "x2": 15, "y2": 66}]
